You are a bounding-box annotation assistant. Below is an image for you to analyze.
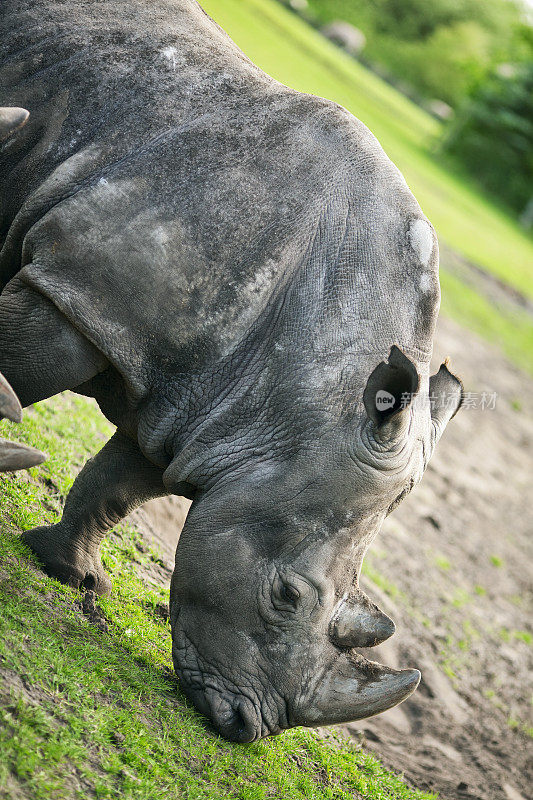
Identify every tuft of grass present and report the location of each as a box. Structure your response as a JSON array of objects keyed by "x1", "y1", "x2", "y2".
[
  {"x1": 498, "y1": 629, "x2": 532, "y2": 646},
  {"x1": 490, "y1": 555, "x2": 504, "y2": 568},
  {"x1": 361, "y1": 563, "x2": 402, "y2": 601},
  {"x1": 434, "y1": 555, "x2": 451, "y2": 572},
  {"x1": 0, "y1": 393, "x2": 437, "y2": 800},
  {"x1": 451, "y1": 588, "x2": 471, "y2": 609},
  {"x1": 506, "y1": 717, "x2": 533, "y2": 739}
]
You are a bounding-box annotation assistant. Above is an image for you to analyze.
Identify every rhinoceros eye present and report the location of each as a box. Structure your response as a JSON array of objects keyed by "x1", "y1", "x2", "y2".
[
  {"x1": 280, "y1": 583, "x2": 300, "y2": 607},
  {"x1": 271, "y1": 575, "x2": 301, "y2": 612}
]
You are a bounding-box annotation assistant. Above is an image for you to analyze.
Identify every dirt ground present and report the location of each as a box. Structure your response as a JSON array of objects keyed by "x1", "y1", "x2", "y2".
[{"x1": 128, "y1": 313, "x2": 533, "y2": 800}]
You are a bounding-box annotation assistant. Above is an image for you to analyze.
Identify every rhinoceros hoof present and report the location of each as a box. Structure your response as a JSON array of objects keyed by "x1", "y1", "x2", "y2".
[{"x1": 22, "y1": 525, "x2": 112, "y2": 595}]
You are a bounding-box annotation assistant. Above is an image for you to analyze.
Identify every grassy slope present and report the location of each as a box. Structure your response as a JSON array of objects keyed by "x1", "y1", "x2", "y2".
[
  {"x1": 200, "y1": 0, "x2": 533, "y2": 375},
  {"x1": 0, "y1": 393, "x2": 436, "y2": 800}
]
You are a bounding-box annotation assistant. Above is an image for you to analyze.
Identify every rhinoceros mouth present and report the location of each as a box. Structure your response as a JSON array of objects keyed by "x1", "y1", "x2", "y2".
[
  {"x1": 177, "y1": 674, "x2": 288, "y2": 742},
  {"x1": 206, "y1": 692, "x2": 261, "y2": 743},
  {"x1": 171, "y1": 625, "x2": 288, "y2": 741},
  {"x1": 181, "y1": 683, "x2": 270, "y2": 743}
]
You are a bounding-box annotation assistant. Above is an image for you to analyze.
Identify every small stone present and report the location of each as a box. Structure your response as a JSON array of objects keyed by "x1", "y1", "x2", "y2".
[
  {"x1": 503, "y1": 784, "x2": 526, "y2": 800},
  {"x1": 82, "y1": 590, "x2": 97, "y2": 615}
]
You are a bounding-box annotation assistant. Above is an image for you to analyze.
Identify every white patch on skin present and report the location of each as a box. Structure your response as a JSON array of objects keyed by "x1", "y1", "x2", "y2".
[
  {"x1": 161, "y1": 46, "x2": 178, "y2": 71},
  {"x1": 409, "y1": 218, "x2": 434, "y2": 268},
  {"x1": 150, "y1": 225, "x2": 170, "y2": 247},
  {"x1": 92, "y1": 177, "x2": 130, "y2": 201},
  {"x1": 419, "y1": 272, "x2": 433, "y2": 293}
]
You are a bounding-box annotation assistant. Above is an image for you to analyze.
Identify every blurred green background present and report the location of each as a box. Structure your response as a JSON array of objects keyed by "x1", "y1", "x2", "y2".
[
  {"x1": 288, "y1": 0, "x2": 533, "y2": 222},
  {"x1": 202, "y1": 0, "x2": 533, "y2": 373}
]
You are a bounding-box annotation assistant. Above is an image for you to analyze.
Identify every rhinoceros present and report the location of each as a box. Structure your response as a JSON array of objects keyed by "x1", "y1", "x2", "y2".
[{"x1": 0, "y1": 0, "x2": 462, "y2": 741}]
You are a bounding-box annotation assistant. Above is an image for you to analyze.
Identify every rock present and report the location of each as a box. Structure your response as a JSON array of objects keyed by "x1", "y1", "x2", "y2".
[{"x1": 321, "y1": 21, "x2": 366, "y2": 55}]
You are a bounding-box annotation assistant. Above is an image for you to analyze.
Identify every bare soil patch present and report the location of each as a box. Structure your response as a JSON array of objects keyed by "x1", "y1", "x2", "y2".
[{"x1": 128, "y1": 314, "x2": 532, "y2": 800}]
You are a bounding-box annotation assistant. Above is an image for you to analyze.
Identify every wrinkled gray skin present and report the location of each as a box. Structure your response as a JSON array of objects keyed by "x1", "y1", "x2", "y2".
[{"x1": 0, "y1": 0, "x2": 462, "y2": 742}]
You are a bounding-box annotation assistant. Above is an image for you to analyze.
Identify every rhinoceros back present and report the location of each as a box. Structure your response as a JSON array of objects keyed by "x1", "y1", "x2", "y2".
[
  {"x1": 0, "y1": 0, "x2": 438, "y2": 404},
  {"x1": 0, "y1": 0, "x2": 269, "y2": 255}
]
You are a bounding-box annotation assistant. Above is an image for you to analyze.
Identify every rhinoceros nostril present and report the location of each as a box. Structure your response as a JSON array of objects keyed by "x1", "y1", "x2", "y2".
[
  {"x1": 227, "y1": 706, "x2": 252, "y2": 743},
  {"x1": 208, "y1": 692, "x2": 259, "y2": 743}
]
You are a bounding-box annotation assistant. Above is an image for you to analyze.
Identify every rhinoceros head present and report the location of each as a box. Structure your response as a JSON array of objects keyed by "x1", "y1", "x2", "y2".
[{"x1": 167, "y1": 347, "x2": 462, "y2": 741}]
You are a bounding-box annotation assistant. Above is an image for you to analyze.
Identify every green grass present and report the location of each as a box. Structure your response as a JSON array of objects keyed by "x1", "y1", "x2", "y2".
[
  {"x1": 201, "y1": 0, "x2": 533, "y2": 301},
  {"x1": 498, "y1": 628, "x2": 532, "y2": 646},
  {"x1": 439, "y1": 271, "x2": 533, "y2": 375},
  {"x1": 0, "y1": 393, "x2": 437, "y2": 800},
  {"x1": 433, "y1": 556, "x2": 451, "y2": 572},
  {"x1": 361, "y1": 563, "x2": 402, "y2": 602}
]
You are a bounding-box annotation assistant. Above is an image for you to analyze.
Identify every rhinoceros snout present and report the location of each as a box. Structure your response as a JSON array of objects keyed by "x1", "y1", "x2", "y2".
[
  {"x1": 183, "y1": 683, "x2": 267, "y2": 742},
  {"x1": 205, "y1": 690, "x2": 261, "y2": 743}
]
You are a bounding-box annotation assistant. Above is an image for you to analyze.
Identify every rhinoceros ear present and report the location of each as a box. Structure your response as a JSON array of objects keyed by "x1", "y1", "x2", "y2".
[
  {"x1": 363, "y1": 346, "x2": 419, "y2": 436},
  {"x1": 429, "y1": 358, "x2": 463, "y2": 445},
  {"x1": 0, "y1": 107, "x2": 29, "y2": 142}
]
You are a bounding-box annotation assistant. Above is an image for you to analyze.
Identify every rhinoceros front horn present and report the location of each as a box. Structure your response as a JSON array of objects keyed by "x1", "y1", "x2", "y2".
[
  {"x1": 299, "y1": 652, "x2": 421, "y2": 727},
  {"x1": 329, "y1": 591, "x2": 395, "y2": 648},
  {"x1": 0, "y1": 372, "x2": 23, "y2": 423},
  {"x1": 0, "y1": 371, "x2": 46, "y2": 472},
  {"x1": 0, "y1": 107, "x2": 29, "y2": 142}
]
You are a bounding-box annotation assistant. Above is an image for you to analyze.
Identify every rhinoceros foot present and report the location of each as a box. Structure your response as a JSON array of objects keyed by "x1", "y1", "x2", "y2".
[
  {"x1": 0, "y1": 106, "x2": 29, "y2": 142},
  {"x1": 22, "y1": 525, "x2": 112, "y2": 595}
]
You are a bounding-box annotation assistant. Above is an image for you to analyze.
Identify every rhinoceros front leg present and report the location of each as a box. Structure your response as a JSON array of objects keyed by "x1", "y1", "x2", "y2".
[{"x1": 23, "y1": 430, "x2": 168, "y2": 594}]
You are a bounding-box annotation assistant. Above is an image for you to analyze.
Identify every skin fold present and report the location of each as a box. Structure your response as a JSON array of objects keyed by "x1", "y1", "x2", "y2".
[{"x1": 0, "y1": 0, "x2": 462, "y2": 741}]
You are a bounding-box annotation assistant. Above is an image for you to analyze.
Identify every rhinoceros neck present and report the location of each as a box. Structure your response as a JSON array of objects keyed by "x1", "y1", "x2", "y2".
[{"x1": 140, "y1": 216, "x2": 436, "y2": 479}]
